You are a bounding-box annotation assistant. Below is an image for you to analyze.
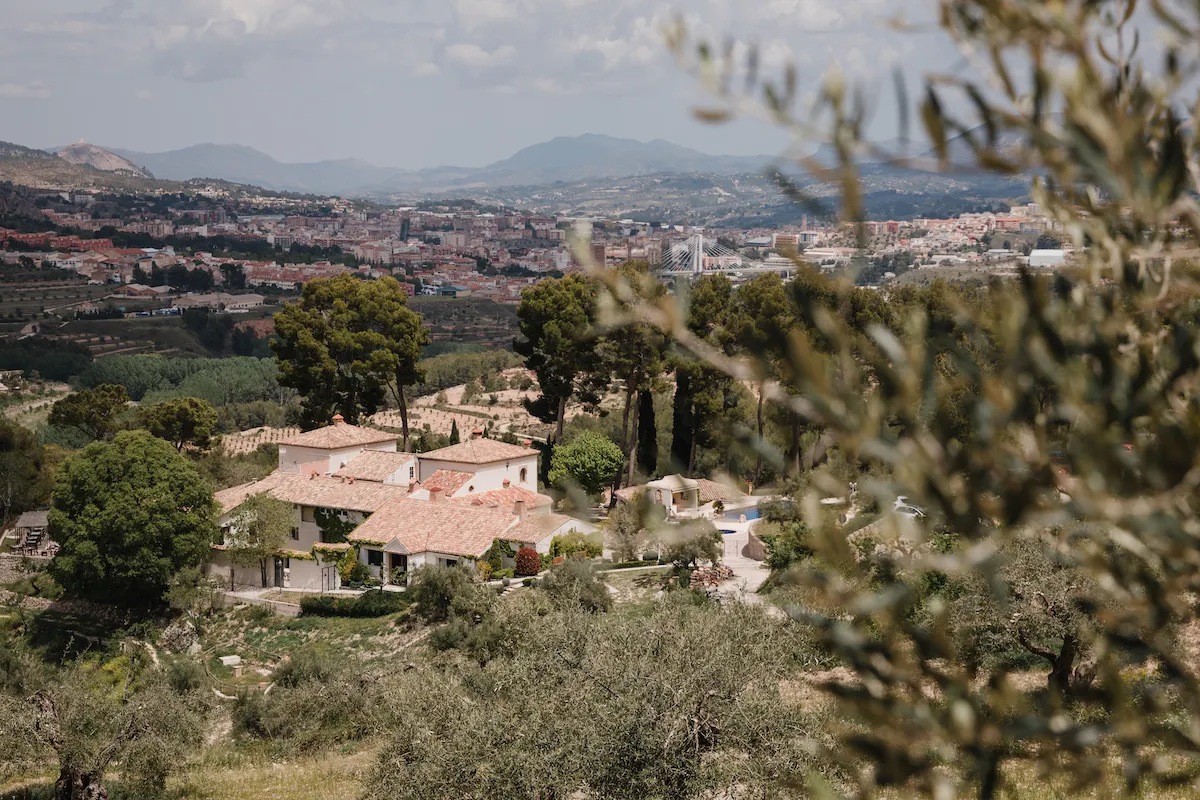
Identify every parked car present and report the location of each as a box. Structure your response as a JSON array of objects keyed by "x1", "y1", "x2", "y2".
[{"x1": 893, "y1": 497, "x2": 926, "y2": 518}]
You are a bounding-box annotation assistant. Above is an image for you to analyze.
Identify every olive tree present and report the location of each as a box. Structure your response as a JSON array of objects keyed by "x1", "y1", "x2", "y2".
[
  {"x1": 588, "y1": 0, "x2": 1200, "y2": 795},
  {"x1": 0, "y1": 636, "x2": 209, "y2": 800},
  {"x1": 365, "y1": 599, "x2": 826, "y2": 800}
]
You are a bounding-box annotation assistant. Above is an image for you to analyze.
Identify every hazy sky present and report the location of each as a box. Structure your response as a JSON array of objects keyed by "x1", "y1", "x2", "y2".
[{"x1": 0, "y1": 0, "x2": 956, "y2": 168}]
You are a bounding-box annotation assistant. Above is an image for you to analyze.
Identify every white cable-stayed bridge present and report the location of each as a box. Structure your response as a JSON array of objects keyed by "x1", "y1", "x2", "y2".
[{"x1": 654, "y1": 234, "x2": 802, "y2": 279}]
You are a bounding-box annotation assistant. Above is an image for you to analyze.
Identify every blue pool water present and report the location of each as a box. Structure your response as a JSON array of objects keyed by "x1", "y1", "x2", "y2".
[{"x1": 723, "y1": 506, "x2": 761, "y2": 521}]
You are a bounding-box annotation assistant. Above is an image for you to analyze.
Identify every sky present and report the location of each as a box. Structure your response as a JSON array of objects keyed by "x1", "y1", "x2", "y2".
[{"x1": 0, "y1": 0, "x2": 958, "y2": 169}]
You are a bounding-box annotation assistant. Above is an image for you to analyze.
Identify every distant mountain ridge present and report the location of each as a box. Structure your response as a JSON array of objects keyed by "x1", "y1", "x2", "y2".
[
  {"x1": 108, "y1": 143, "x2": 393, "y2": 195},
  {"x1": 107, "y1": 134, "x2": 778, "y2": 196}
]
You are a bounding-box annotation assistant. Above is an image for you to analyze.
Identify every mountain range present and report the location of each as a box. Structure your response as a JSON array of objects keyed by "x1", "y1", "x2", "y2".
[
  {"x1": 98, "y1": 134, "x2": 778, "y2": 197},
  {"x1": 100, "y1": 132, "x2": 998, "y2": 198}
]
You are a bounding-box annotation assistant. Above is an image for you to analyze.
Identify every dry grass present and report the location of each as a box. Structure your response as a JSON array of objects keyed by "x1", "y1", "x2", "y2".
[
  {"x1": 602, "y1": 566, "x2": 673, "y2": 605},
  {"x1": 172, "y1": 748, "x2": 373, "y2": 800},
  {"x1": 1, "y1": 748, "x2": 374, "y2": 800}
]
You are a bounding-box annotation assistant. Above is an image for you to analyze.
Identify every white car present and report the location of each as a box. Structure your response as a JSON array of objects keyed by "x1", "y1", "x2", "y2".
[{"x1": 893, "y1": 497, "x2": 926, "y2": 518}]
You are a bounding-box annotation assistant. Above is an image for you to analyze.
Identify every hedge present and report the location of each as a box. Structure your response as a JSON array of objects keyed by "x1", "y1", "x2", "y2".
[{"x1": 300, "y1": 589, "x2": 412, "y2": 618}]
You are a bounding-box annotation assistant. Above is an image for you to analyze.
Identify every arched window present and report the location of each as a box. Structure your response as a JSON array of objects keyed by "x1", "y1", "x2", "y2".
[{"x1": 519, "y1": 468, "x2": 528, "y2": 483}]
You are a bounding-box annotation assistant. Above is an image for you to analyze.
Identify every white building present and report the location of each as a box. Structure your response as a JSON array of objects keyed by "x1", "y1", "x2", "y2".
[
  {"x1": 207, "y1": 418, "x2": 591, "y2": 591},
  {"x1": 172, "y1": 292, "x2": 265, "y2": 311},
  {"x1": 1028, "y1": 249, "x2": 1067, "y2": 268},
  {"x1": 277, "y1": 417, "x2": 400, "y2": 476},
  {"x1": 415, "y1": 438, "x2": 539, "y2": 495}
]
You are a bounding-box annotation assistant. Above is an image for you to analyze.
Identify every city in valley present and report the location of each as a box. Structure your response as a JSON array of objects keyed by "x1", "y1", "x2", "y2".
[{"x1": 1, "y1": 2, "x2": 1194, "y2": 800}]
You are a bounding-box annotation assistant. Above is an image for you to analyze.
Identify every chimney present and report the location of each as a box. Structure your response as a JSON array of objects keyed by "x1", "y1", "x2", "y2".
[
  {"x1": 522, "y1": 439, "x2": 532, "y2": 447},
  {"x1": 514, "y1": 500, "x2": 526, "y2": 521},
  {"x1": 348, "y1": 476, "x2": 354, "y2": 485},
  {"x1": 332, "y1": 414, "x2": 345, "y2": 426},
  {"x1": 503, "y1": 479, "x2": 510, "y2": 488},
  {"x1": 408, "y1": 479, "x2": 417, "y2": 493},
  {"x1": 429, "y1": 487, "x2": 443, "y2": 503},
  {"x1": 471, "y1": 428, "x2": 483, "y2": 439}
]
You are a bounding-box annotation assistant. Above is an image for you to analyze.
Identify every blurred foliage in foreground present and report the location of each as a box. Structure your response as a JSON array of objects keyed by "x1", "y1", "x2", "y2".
[{"x1": 595, "y1": 0, "x2": 1200, "y2": 796}]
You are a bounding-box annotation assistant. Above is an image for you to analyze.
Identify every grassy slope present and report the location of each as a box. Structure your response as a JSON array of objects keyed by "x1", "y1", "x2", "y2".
[{"x1": 2, "y1": 748, "x2": 374, "y2": 800}]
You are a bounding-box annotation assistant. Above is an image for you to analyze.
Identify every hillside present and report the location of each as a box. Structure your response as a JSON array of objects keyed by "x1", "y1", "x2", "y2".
[
  {"x1": 54, "y1": 142, "x2": 153, "y2": 178},
  {"x1": 0, "y1": 140, "x2": 338, "y2": 199},
  {"x1": 0, "y1": 142, "x2": 57, "y2": 162},
  {"x1": 0, "y1": 141, "x2": 169, "y2": 191}
]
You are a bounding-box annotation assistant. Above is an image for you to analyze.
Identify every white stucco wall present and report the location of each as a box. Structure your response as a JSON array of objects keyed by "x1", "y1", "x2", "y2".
[
  {"x1": 206, "y1": 550, "x2": 341, "y2": 592},
  {"x1": 380, "y1": 457, "x2": 418, "y2": 485},
  {"x1": 417, "y1": 455, "x2": 538, "y2": 493},
  {"x1": 278, "y1": 440, "x2": 398, "y2": 476}
]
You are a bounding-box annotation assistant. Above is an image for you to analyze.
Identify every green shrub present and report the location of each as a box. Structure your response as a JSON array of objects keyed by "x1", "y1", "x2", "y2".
[
  {"x1": 515, "y1": 547, "x2": 541, "y2": 577},
  {"x1": 482, "y1": 538, "x2": 515, "y2": 572},
  {"x1": 641, "y1": 551, "x2": 660, "y2": 563},
  {"x1": 343, "y1": 561, "x2": 372, "y2": 587},
  {"x1": 408, "y1": 564, "x2": 490, "y2": 623},
  {"x1": 549, "y1": 530, "x2": 603, "y2": 559},
  {"x1": 299, "y1": 590, "x2": 410, "y2": 618},
  {"x1": 233, "y1": 647, "x2": 369, "y2": 750},
  {"x1": 539, "y1": 560, "x2": 612, "y2": 613},
  {"x1": 166, "y1": 658, "x2": 207, "y2": 694},
  {"x1": 608, "y1": 560, "x2": 658, "y2": 570}
]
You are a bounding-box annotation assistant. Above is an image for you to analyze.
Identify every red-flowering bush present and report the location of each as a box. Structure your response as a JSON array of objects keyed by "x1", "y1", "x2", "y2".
[{"x1": 515, "y1": 546, "x2": 541, "y2": 577}]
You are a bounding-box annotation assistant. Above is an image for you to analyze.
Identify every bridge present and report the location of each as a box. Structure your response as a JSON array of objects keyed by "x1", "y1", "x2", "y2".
[{"x1": 653, "y1": 234, "x2": 801, "y2": 280}]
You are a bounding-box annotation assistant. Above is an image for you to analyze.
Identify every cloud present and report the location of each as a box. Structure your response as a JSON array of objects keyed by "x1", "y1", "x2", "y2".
[
  {"x1": 1, "y1": 0, "x2": 948, "y2": 95},
  {"x1": 0, "y1": 82, "x2": 51, "y2": 99},
  {"x1": 445, "y1": 42, "x2": 517, "y2": 67},
  {"x1": 133, "y1": 88, "x2": 154, "y2": 100}
]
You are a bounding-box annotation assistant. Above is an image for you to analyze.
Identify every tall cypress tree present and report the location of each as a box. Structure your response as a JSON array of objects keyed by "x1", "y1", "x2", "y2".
[
  {"x1": 449, "y1": 419, "x2": 460, "y2": 445},
  {"x1": 637, "y1": 389, "x2": 657, "y2": 477},
  {"x1": 670, "y1": 369, "x2": 695, "y2": 472}
]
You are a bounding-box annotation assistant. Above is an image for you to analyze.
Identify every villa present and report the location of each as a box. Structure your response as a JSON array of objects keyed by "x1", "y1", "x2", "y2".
[{"x1": 207, "y1": 416, "x2": 593, "y2": 591}]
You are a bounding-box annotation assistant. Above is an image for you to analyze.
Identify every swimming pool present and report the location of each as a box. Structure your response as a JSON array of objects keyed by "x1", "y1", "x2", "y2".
[{"x1": 722, "y1": 505, "x2": 761, "y2": 521}]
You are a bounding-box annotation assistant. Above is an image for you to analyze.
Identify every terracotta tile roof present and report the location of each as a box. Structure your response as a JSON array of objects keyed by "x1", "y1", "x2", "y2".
[
  {"x1": 215, "y1": 473, "x2": 408, "y2": 515},
  {"x1": 277, "y1": 419, "x2": 398, "y2": 450},
  {"x1": 423, "y1": 469, "x2": 474, "y2": 495},
  {"x1": 348, "y1": 498, "x2": 516, "y2": 556},
  {"x1": 450, "y1": 485, "x2": 552, "y2": 511},
  {"x1": 333, "y1": 451, "x2": 416, "y2": 483},
  {"x1": 214, "y1": 472, "x2": 292, "y2": 515},
  {"x1": 696, "y1": 478, "x2": 747, "y2": 504},
  {"x1": 506, "y1": 512, "x2": 585, "y2": 545},
  {"x1": 419, "y1": 438, "x2": 539, "y2": 465}
]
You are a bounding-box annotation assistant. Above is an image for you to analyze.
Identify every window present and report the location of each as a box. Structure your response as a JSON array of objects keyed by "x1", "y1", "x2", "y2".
[
  {"x1": 444, "y1": 558, "x2": 458, "y2": 568},
  {"x1": 366, "y1": 550, "x2": 384, "y2": 567},
  {"x1": 519, "y1": 467, "x2": 528, "y2": 483},
  {"x1": 409, "y1": 466, "x2": 415, "y2": 479},
  {"x1": 300, "y1": 506, "x2": 315, "y2": 523},
  {"x1": 468, "y1": 485, "x2": 475, "y2": 493},
  {"x1": 290, "y1": 527, "x2": 299, "y2": 541}
]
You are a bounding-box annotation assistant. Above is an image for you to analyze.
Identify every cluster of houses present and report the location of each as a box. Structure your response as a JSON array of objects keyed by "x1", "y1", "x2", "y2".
[{"x1": 208, "y1": 416, "x2": 594, "y2": 591}]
